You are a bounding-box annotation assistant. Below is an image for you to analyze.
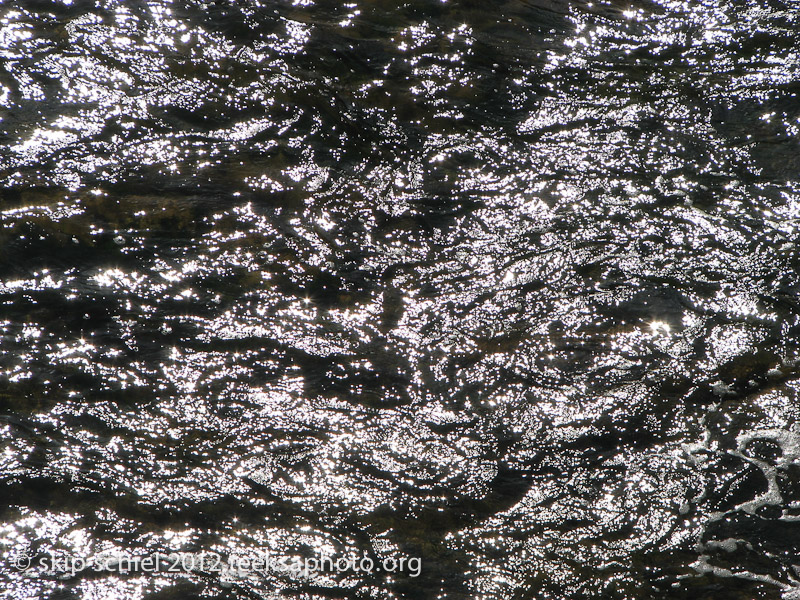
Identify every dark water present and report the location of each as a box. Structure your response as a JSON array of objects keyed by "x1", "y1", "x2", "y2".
[{"x1": 2, "y1": 0, "x2": 800, "y2": 598}]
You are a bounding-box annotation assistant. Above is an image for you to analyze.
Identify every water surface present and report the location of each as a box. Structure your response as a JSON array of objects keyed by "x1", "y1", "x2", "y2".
[{"x1": 2, "y1": 0, "x2": 800, "y2": 598}]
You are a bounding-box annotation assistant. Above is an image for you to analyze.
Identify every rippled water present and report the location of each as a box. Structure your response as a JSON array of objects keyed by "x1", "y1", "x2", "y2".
[{"x1": 2, "y1": 0, "x2": 800, "y2": 598}]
